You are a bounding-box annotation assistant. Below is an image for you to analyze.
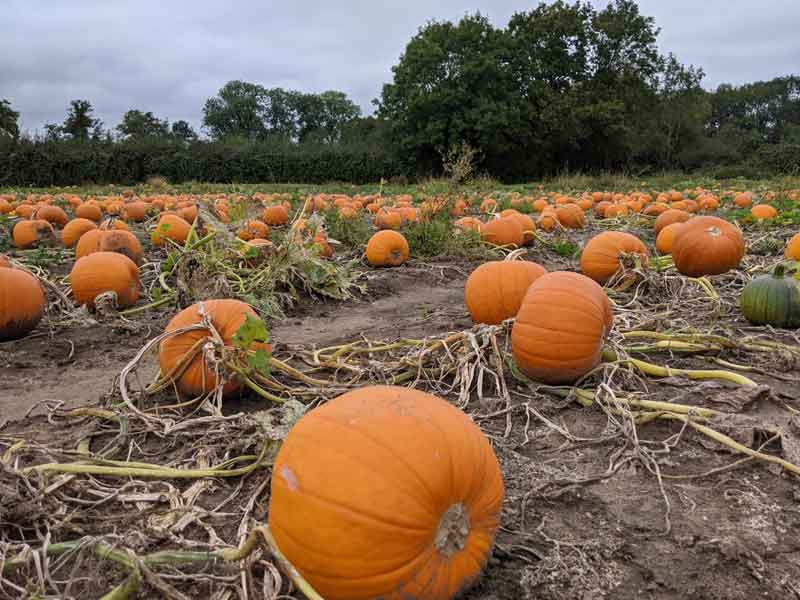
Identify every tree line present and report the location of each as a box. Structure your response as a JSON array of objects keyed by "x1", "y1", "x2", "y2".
[{"x1": 1, "y1": 0, "x2": 798, "y2": 185}]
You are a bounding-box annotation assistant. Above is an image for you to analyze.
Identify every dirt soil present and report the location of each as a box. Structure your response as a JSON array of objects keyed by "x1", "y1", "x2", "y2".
[{"x1": 2, "y1": 253, "x2": 800, "y2": 599}]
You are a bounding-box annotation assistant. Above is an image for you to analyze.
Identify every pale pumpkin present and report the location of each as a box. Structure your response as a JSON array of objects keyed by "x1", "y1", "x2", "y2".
[{"x1": 269, "y1": 385, "x2": 504, "y2": 600}]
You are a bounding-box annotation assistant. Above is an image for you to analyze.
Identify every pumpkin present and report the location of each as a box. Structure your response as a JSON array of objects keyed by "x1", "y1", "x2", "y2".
[
  {"x1": 15, "y1": 204, "x2": 37, "y2": 218},
  {"x1": 313, "y1": 231, "x2": 333, "y2": 258},
  {"x1": 269, "y1": 385, "x2": 503, "y2": 600},
  {"x1": 99, "y1": 218, "x2": 130, "y2": 231},
  {"x1": 480, "y1": 217, "x2": 524, "y2": 247},
  {"x1": 151, "y1": 214, "x2": 191, "y2": 246},
  {"x1": 594, "y1": 200, "x2": 612, "y2": 217},
  {"x1": 507, "y1": 213, "x2": 536, "y2": 245},
  {"x1": 179, "y1": 204, "x2": 199, "y2": 223},
  {"x1": 511, "y1": 271, "x2": 613, "y2": 384},
  {"x1": 0, "y1": 199, "x2": 12, "y2": 214},
  {"x1": 537, "y1": 209, "x2": 559, "y2": 231},
  {"x1": 34, "y1": 205, "x2": 69, "y2": 227},
  {"x1": 654, "y1": 209, "x2": 692, "y2": 234},
  {"x1": 733, "y1": 193, "x2": 753, "y2": 208},
  {"x1": 70, "y1": 252, "x2": 140, "y2": 308},
  {"x1": 671, "y1": 216, "x2": 745, "y2": 277},
  {"x1": 237, "y1": 220, "x2": 270, "y2": 241},
  {"x1": 13, "y1": 220, "x2": 56, "y2": 249},
  {"x1": 375, "y1": 209, "x2": 403, "y2": 230},
  {"x1": 751, "y1": 204, "x2": 777, "y2": 220},
  {"x1": 159, "y1": 299, "x2": 269, "y2": 397},
  {"x1": 655, "y1": 222, "x2": 684, "y2": 255},
  {"x1": 740, "y1": 265, "x2": 800, "y2": 328},
  {"x1": 580, "y1": 231, "x2": 649, "y2": 284},
  {"x1": 98, "y1": 230, "x2": 144, "y2": 265},
  {"x1": 642, "y1": 202, "x2": 669, "y2": 216},
  {"x1": 124, "y1": 201, "x2": 149, "y2": 222},
  {"x1": 0, "y1": 255, "x2": 10, "y2": 268},
  {"x1": 465, "y1": 260, "x2": 547, "y2": 325},
  {"x1": 366, "y1": 230, "x2": 409, "y2": 267},
  {"x1": 75, "y1": 229, "x2": 105, "y2": 259},
  {"x1": 786, "y1": 233, "x2": 800, "y2": 260},
  {"x1": 555, "y1": 204, "x2": 585, "y2": 229},
  {"x1": 0, "y1": 267, "x2": 45, "y2": 341},
  {"x1": 61, "y1": 218, "x2": 98, "y2": 248},
  {"x1": 454, "y1": 217, "x2": 482, "y2": 232},
  {"x1": 75, "y1": 203, "x2": 103, "y2": 222},
  {"x1": 480, "y1": 198, "x2": 498, "y2": 213},
  {"x1": 262, "y1": 205, "x2": 289, "y2": 226}
]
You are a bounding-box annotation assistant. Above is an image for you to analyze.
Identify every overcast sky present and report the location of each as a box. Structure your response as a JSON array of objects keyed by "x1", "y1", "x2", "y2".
[{"x1": 3, "y1": 0, "x2": 798, "y2": 135}]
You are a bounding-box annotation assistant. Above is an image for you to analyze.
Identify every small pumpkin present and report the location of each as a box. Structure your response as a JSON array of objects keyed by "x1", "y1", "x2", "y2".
[
  {"x1": 61, "y1": 218, "x2": 98, "y2": 248},
  {"x1": 237, "y1": 220, "x2": 270, "y2": 241},
  {"x1": 480, "y1": 217, "x2": 524, "y2": 247},
  {"x1": 654, "y1": 209, "x2": 692, "y2": 234},
  {"x1": 0, "y1": 267, "x2": 45, "y2": 341},
  {"x1": 13, "y1": 220, "x2": 56, "y2": 249},
  {"x1": 751, "y1": 204, "x2": 777, "y2": 220},
  {"x1": 671, "y1": 216, "x2": 745, "y2": 277},
  {"x1": 124, "y1": 201, "x2": 150, "y2": 222},
  {"x1": 75, "y1": 203, "x2": 103, "y2": 222},
  {"x1": 580, "y1": 231, "x2": 649, "y2": 285},
  {"x1": 269, "y1": 385, "x2": 504, "y2": 600},
  {"x1": 375, "y1": 209, "x2": 403, "y2": 230},
  {"x1": 739, "y1": 265, "x2": 800, "y2": 328},
  {"x1": 151, "y1": 214, "x2": 191, "y2": 246},
  {"x1": 159, "y1": 299, "x2": 270, "y2": 397},
  {"x1": 655, "y1": 222, "x2": 684, "y2": 255},
  {"x1": 98, "y1": 230, "x2": 144, "y2": 265},
  {"x1": 366, "y1": 230, "x2": 409, "y2": 267},
  {"x1": 786, "y1": 233, "x2": 800, "y2": 260},
  {"x1": 34, "y1": 205, "x2": 69, "y2": 227},
  {"x1": 454, "y1": 217, "x2": 482, "y2": 233},
  {"x1": 70, "y1": 252, "x2": 140, "y2": 308},
  {"x1": 465, "y1": 260, "x2": 547, "y2": 324},
  {"x1": 511, "y1": 271, "x2": 613, "y2": 384},
  {"x1": 555, "y1": 203, "x2": 585, "y2": 229},
  {"x1": 262, "y1": 205, "x2": 289, "y2": 226}
]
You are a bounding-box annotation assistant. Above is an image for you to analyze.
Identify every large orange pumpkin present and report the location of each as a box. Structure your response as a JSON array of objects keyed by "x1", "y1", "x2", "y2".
[
  {"x1": 671, "y1": 216, "x2": 745, "y2": 277},
  {"x1": 70, "y1": 252, "x2": 140, "y2": 308},
  {"x1": 61, "y1": 218, "x2": 98, "y2": 248},
  {"x1": 269, "y1": 385, "x2": 504, "y2": 600},
  {"x1": 366, "y1": 230, "x2": 409, "y2": 267},
  {"x1": 151, "y1": 214, "x2": 191, "y2": 246},
  {"x1": 511, "y1": 271, "x2": 613, "y2": 384},
  {"x1": 0, "y1": 267, "x2": 45, "y2": 341},
  {"x1": 464, "y1": 260, "x2": 546, "y2": 324},
  {"x1": 13, "y1": 220, "x2": 56, "y2": 249},
  {"x1": 654, "y1": 209, "x2": 692, "y2": 234},
  {"x1": 480, "y1": 217, "x2": 524, "y2": 247},
  {"x1": 580, "y1": 231, "x2": 649, "y2": 285},
  {"x1": 159, "y1": 299, "x2": 269, "y2": 397},
  {"x1": 506, "y1": 212, "x2": 536, "y2": 245},
  {"x1": 786, "y1": 233, "x2": 800, "y2": 260},
  {"x1": 34, "y1": 205, "x2": 69, "y2": 227}
]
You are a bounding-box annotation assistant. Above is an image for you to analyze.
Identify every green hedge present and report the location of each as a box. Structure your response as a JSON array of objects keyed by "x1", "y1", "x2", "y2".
[{"x1": 0, "y1": 139, "x2": 411, "y2": 186}]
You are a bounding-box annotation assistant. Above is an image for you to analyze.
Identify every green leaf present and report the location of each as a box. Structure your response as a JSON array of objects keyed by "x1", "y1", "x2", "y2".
[
  {"x1": 248, "y1": 348, "x2": 271, "y2": 376},
  {"x1": 231, "y1": 313, "x2": 269, "y2": 350}
]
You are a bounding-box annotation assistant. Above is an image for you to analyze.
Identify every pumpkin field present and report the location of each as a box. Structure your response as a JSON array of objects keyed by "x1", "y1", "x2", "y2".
[{"x1": 1, "y1": 175, "x2": 800, "y2": 599}]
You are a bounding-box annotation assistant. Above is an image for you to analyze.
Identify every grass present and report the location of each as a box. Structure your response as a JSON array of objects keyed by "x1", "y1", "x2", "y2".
[{"x1": 323, "y1": 209, "x2": 373, "y2": 248}]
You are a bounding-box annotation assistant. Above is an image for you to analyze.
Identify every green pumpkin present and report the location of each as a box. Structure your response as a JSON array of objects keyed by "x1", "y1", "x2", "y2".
[{"x1": 740, "y1": 265, "x2": 800, "y2": 328}]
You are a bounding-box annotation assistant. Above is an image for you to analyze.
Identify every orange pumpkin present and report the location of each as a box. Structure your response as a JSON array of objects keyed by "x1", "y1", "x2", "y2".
[
  {"x1": 75, "y1": 203, "x2": 103, "y2": 222},
  {"x1": 512, "y1": 271, "x2": 613, "y2": 384},
  {"x1": 580, "y1": 231, "x2": 649, "y2": 285},
  {"x1": 655, "y1": 222, "x2": 684, "y2": 255},
  {"x1": 507, "y1": 212, "x2": 536, "y2": 245},
  {"x1": 786, "y1": 233, "x2": 800, "y2": 260},
  {"x1": 124, "y1": 201, "x2": 149, "y2": 222},
  {"x1": 159, "y1": 299, "x2": 269, "y2": 397},
  {"x1": 98, "y1": 230, "x2": 144, "y2": 265},
  {"x1": 269, "y1": 385, "x2": 503, "y2": 600},
  {"x1": 480, "y1": 218, "x2": 524, "y2": 247},
  {"x1": 313, "y1": 231, "x2": 333, "y2": 258},
  {"x1": 13, "y1": 220, "x2": 56, "y2": 249},
  {"x1": 479, "y1": 198, "x2": 497, "y2": 213},
  {"x1": 70, "y1": 252, "x2": 140, "y2": 308},
  {"x1": 179, "y1": 204, "x2": 199, "y2": 223},
  {"x1": 366, "y1": 231, "x2": 409, "y2": 267},
  {"x1": 61, "y1": 218, "x2": 97, "y2": 248},
  {"x1": 0, "y1": 267, "x2": 45, "y2": 341},
  {"x1": 454, "y1": 217, "x2": 482, "y2": 232},
  {"x1": 99, "y1": 218, "x2": 130, "y2": 231},
  {"x1": 654, "y1": 209, "x2": 692, "y2": 234},
  {"x1": 34, "y1": 205, "x2": 69, "y2": 227},
  {"x1": 237, "y1": 220, "x2": 270, "y2": 241},
  {"x1": 751, "y1": 204, "x2": 777, "y2": 220},
  {"x1": 75, "y1": 229, "x2": 105, "y2": 259},
  {"x1": 671, "y1": 216, "x2": 745, "y2": 277},
  {"x1": 151, "y1": 214, "x2": 191, "y2": 246},
  {"x1": 555, "y1": 204, "x2": 585, "y2": 229},
  {"x1": 464, "y1": 260, "x2": 546, "y2": 324},
  {"x1": 0, "y1": 255, "x2": 10, "y2": 268},
  {"x1": 733, "y1": 192, "x2": 753, "y2": 208},
  {"x1": 375, "y1": 209, "x2": 403, "y2": 230},
  {"x1": 642, "y1": 202, "x2": 669, "y2": 217},
  {"x1": 262, "y1": 205, "x2": 289, "y2": 226}
]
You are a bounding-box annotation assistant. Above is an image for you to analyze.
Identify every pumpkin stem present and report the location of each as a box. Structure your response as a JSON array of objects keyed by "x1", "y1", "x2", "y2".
[{"x1": 434, "y1": 502, "x2": 470, "y2": 558}]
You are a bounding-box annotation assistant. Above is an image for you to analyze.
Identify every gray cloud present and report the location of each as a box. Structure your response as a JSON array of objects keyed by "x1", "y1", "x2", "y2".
[{"x1": 3, "y1": 0, "x2": 798, "y2": 135}]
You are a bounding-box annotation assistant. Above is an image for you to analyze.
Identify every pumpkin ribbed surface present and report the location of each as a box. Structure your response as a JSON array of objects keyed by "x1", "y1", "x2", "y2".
[
  {"x1": 70, "y1": 252, "x2": 140, "y2": 308},
  {"x1": 740, "y1": 266, "x2": 800, "y2": 328},
  {"x1": 366, "y1": 230, "x2": 409, "y2": 267},
  {"x1": 13, "y1": 220, "x2": 55, "y2": 249},
  {"x1": 465, "y1": 260, "x2": 546, "y2": 324},
  {"x1": 151, "y1": 214, "x2": 191, "y2": 246},
  {"x1": 269, "y1": 385, "x2": 504, "y2": 600},
  {"x1": 671, "y1": 216, "x2": 745, "y2": 277},
  {"x1": 480, "y1": 218, "x2": 524, "y2": 247},
  {"x1": 580, "y1": 231, "x2": 649, "y2": 284},
  {"x1": 0, "y1": 267, "x2": 45, "y2": 341},
  {"x1": 159, "y1": 299, "x2": 268, "y2": 397},
  {"x1": 511, "y1": 271, "x2": 613, "y2": 384},
  {"x1": 61, "y1": 218, "x2": 98, "y2": 248},
  {"x1": 654, "y1": 209, "x2": 692, "y2": 234}
]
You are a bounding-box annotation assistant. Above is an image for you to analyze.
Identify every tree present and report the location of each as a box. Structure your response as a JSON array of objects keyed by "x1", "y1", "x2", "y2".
[
  {"x1": 117, "y1": 110, "x2": 169, "y2": 140},
  {"x1": 171, "y1": 120, "x2": 198, "y2": 143},
  {"x1": 62, "y1": 100, "x2": 102, "y2": 141},
  {"x1": 202, "y1": 81, "x2": 269, "y2": 140},
  {"x1": 0, "y1": 99, "x2": 20, "y2": 140}
]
